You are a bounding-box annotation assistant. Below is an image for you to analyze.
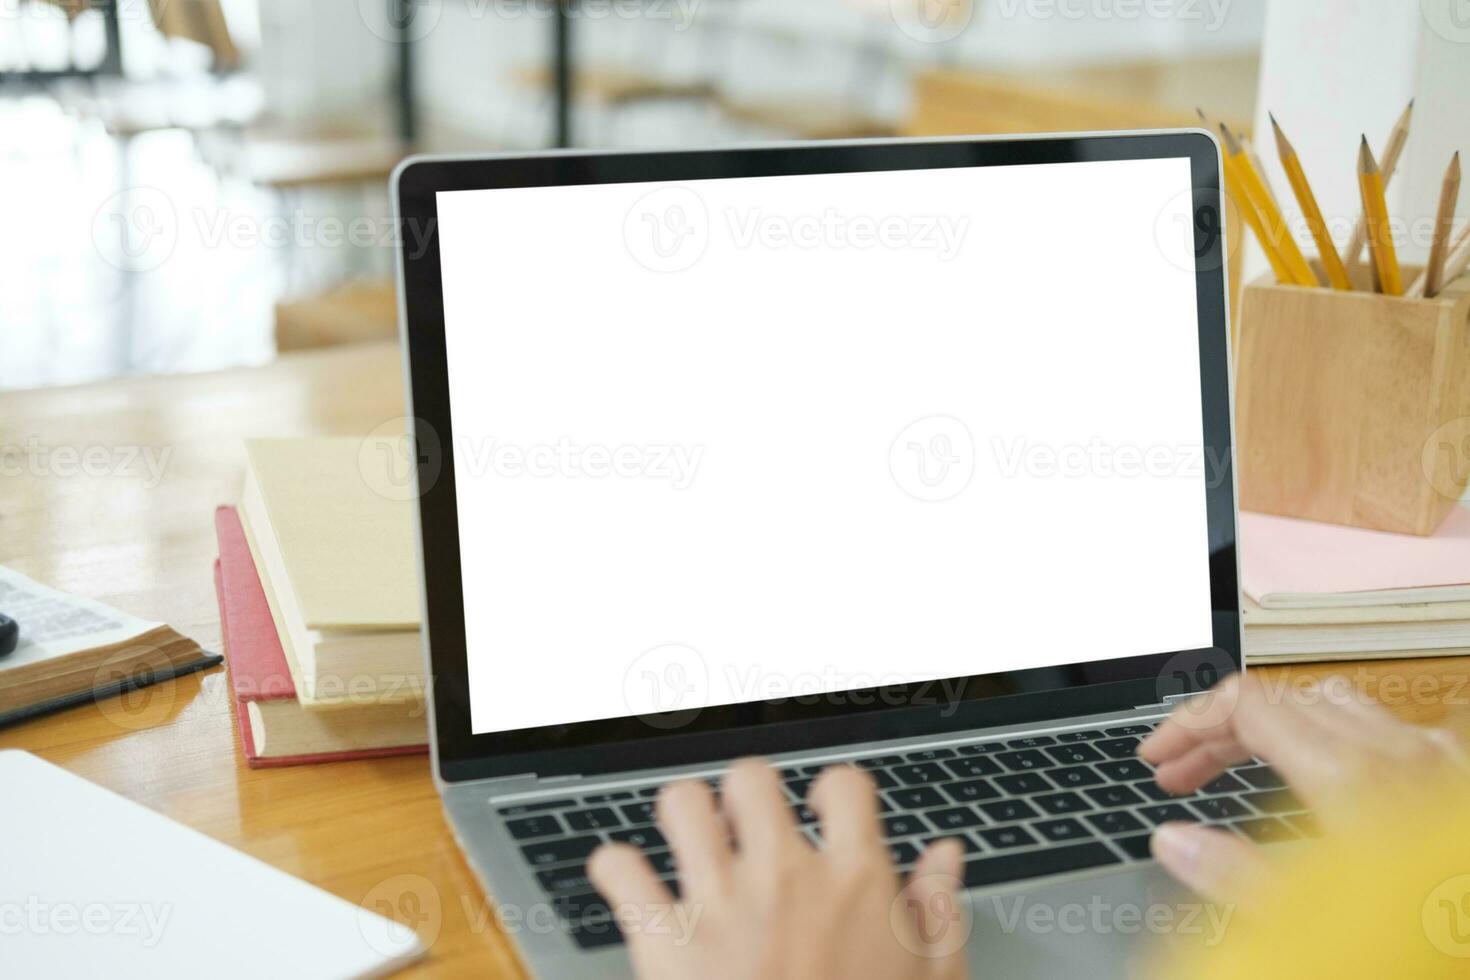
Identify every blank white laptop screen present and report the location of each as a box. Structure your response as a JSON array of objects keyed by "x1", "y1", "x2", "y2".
[{"x1": 435, "y1": 157, "x2": 1214, "y2": 736}]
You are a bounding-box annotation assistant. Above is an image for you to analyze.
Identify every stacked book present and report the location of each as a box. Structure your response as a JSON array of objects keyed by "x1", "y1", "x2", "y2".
[
  {"x1": 214, "y1": 439, "x2": 427, "y2": 766},
  {"x1": 1241, "y1": 508, "x2": 1470, "y2": 663}
]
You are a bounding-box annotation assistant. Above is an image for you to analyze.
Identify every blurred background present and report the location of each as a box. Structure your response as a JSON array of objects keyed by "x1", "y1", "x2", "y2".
[{"x1": 1, "y1": 0, "x2": 1270, "y2": 390}]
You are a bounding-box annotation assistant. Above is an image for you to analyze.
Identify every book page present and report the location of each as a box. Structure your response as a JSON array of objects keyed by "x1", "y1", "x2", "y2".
[{"x1": 0, "y1": 565, "x2": 158, "y2": 670}]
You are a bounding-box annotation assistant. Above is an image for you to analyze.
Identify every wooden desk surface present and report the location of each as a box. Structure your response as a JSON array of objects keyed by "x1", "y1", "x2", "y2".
[{"x1": 2, "y1": 341, "x2": 1468, "y2": 977}]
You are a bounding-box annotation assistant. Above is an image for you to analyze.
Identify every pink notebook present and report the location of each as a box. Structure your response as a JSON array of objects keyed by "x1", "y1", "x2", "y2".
[{"x1": 1239, "y1": 507, "x2": 1470, "y2": 608}]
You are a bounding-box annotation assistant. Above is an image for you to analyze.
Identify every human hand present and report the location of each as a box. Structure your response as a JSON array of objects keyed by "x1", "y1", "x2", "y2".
[
  {"x1": 587, "y1": 759, "x2": 971, "y2": 980},
  {"x1": 1137, "y1": 671, "x2": 1470, "y2": 900}
]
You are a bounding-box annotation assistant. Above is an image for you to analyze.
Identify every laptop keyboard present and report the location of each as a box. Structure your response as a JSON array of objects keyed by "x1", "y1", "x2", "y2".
[{"x1": 496, "y1": 722, "x2": 1315, "y2": 951}]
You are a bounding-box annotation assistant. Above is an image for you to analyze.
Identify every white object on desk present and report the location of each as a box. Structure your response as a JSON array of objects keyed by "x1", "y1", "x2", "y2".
[{"x1": 0, "y1": 750, "x2": 425, "y2": 979}]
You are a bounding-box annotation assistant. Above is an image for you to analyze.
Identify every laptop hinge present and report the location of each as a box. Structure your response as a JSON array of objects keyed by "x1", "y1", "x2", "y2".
[{"x1": 1133, "y1": 692, "x2": 1196, "y2": 711}]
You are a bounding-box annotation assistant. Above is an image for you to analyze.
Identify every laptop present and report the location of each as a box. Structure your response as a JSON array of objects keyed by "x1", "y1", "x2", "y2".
[{"x1": 392, "y1": 133, "x2": 1307, "y2": 978}]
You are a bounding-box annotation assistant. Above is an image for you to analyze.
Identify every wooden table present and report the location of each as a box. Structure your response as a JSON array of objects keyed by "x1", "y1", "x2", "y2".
[{"x1": 2, "y1": 341, "x2": 1468, "y2": 977}]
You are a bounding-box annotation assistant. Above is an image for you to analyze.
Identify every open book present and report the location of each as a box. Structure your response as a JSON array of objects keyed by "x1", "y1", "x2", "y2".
[{"x1": 0, "y1": 565, "x2": 219, "y2": 726}]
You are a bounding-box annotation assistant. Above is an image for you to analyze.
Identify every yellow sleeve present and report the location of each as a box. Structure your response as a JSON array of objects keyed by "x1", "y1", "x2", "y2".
[{"x1": 1150, "y1": 784, "x2": 1470, "y2": 979}]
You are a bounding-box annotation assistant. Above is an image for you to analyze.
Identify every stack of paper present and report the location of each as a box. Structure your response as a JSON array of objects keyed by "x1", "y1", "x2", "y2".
[{"x1": 1240, "y1": 508, "x2": 1470, "y2": 662}]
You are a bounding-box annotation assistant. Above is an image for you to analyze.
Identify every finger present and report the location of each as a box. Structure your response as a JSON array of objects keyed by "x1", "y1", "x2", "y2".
[
  {"x1": 808, "y1": 765, "x2": 881, "y2": 855},
  {"x1": 588, "y1": 842, "x2": 676, "y2": 910},
  {"x1": 1151, "y1": 822, "x2": 1272, "y2": 903},
  {"x1": 1139, "y1": 673, "x2": 1247, "y2": 763},
  {"x1": 721, "y1": 758, "x2": 800, "y2": 859},
  {"x1": 909, "y1": 837, "x2": 965, "y2": 886},
  {"x1": 1152, "y1": 738, "x2": 1250, "y2": 794},
  {"x1": 903, "y1": 840, "x2": 968, "y2": 972},
  {"x1": 656, "y1": 779, "x2": 732, "y2": 895},
  {"x1": 1144, "y1": 674, "x2": 1349, "y2": 806}
]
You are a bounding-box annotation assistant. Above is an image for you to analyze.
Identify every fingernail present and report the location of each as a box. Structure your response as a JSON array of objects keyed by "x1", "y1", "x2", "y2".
[{"x1": 1152, "y1": 823, "x2": 1203, "y2": 875}]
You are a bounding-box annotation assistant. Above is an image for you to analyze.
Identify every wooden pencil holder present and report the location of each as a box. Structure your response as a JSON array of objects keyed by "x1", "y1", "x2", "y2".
[{"x1": 1235, "y1": 266, "x2": 1470, "y2": 536}]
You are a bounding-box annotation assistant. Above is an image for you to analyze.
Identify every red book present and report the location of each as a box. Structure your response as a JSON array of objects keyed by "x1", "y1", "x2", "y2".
[{"x1": 214, "y1": 506, "x2": 427, "y2": 767}]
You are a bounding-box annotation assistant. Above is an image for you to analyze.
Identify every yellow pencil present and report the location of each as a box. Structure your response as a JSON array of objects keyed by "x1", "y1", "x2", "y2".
[
  {"x1": 1345, "y1": 99, "x2": 1413, "y2": 278},
  {"x1": 1358, "y1": 136, "x2": 1404, "y2": 296},
  {"x1": 1244, "y1": 136, "x2": 1282, "y2": 211},
  {"x1": 1198, "y1": 109, "x2": 1294, "y2": 282},
  {"x1": 1414, "y1": 152, "x2": 1461, "y2": 299},
  {"x1": 1221, "y1": 125, "x2": 1320, "y2": 287},
  {"x1": 1270, "y1": 113, "x2": 1352, "y2": 290}
]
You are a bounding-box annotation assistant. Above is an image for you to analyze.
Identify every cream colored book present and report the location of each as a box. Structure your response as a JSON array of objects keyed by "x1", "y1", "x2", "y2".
[
  {"x1": 1243, "y1": 595, "x2": 1470, "y2": 659},
  {"x1": 240, "y1": 439, "x2": 423, "y2": 706}
]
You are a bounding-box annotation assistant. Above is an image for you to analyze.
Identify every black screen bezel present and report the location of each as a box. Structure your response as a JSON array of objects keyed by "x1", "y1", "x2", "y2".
[{"x1": 393, "y1": 133, "x2": 1240, "y2": 784}]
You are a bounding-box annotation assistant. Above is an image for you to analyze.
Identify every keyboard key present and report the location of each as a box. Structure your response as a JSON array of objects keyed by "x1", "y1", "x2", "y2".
[
  {"x1": 889, "y1": 787, "x2": 947, "y2": 810},
  {"x1": 1035, "y1": 818, "x2": 1092, "y2": 842},
  {"x1": 1096, "y1": 759, "x2": 1153, "y2": 782},
  {"x1": 777, "y1": 768, "x2": 800, "y2": 780},
  {"x1": 1057, "y1": 730, "x2": 1106, "y2": 742},
  {"x1": 892, "y1": 764, "x2": 950, "y2": 786},
  {"x1": 620, "y1": 802, "x2": 656, "y2": 824},
  {"x1": 522, "y1": 836, "x2": 601, "y2": 867},
  {"x1": 800, "y1": 765, "x2": 831, "y2": 777},
  {"x1": 569, "y1": 918, "x2": 624, "y2": 949},
  {"x1": 636, "y1": 787, "x2": 661, "y2": 798},
  {"x1": 940, "y1": 779, "x2": 1001, "y2": 804},
  {"x1": 959, "y1": 742, "x2": 1008, "y2": 755},
  {"x1": 792, "y1": 805, "x2": 819, "y2": 825},
  {"x1": 1084, "y1": 811, "x2": 1145, "y2": 835},
  {"x1": 566, "y1": 808, "x2": 621, "y2": 832},
  {"x1": 551, "y1": 891, "x2": 612, "y2": 923},
  {"x1": 1233, "y1": 817, "x2": 1298, "y2": 843},
  {"x1": 978, "y1": 825, "x2": 1039, "y2": 850},
  {"x1": 498, "y1": 799, "x2": 575, "y2": 817},
  {"x1": 996, "y1": 750, "x2": 1051, "y2": 771},
  {"x1": 884, "y1": 814, "x2": 932, "y2": 838},
  {"x1": 536, "y1": 864, "x2": 593, "y2": 893},
  {"x1": 979, "y1": 799, "x2": 1038, "y2": 823},
  {"x1": 964, "y1": 842, "x2": 1118, "y2": 887},
  {"x1": 1114, "y1": 834, "x2": 1154, "y2": 860},
  {"x1": 584, "y1": 791, "x2": 633, "y2": 803},
  {"x1": 869, "y1": 770, "x2": 899, "y2": 791},
  {"x1": 1105, "y1": 725, "x2": 1153, "y2": 737},
  {"x1": 944, "y1": 757, "x2": 1002, "y2": 779},
  {"x1": 906, "y1": 748, "x2": 957, "y2": 762},
  {"x1": 856, "y1": 755, "x2": 904, "y2": 769},
  {"x1": 506, "y1": 815, "x2": 565, "y2": 840},
  {"x1": 1094, "y1": 737, "x2": 1141, "y2": 759},
  {"x1": 1007, "y1": 736, "x2": 1057, "y2": 749},
  {"x1": 889, "y1": 841, "x2": 922, "y2": 865},
  {"x1": 929, "y1": 807, "x2": 984, "y2": 831},
  {"x1": 1243, "y1": 789, "x2": 1305, "y2": 814},
  {"x1": 1045, "y1": 744, "x2": 1105, "y2": 766},
  {"x1": 1138, "y1": 804, "x2": 1199, "y2": 826},
  {"x1": 1201, "y1": 774, "x2": 1248, "y2": 795},
  {"x1": 996, "y1": 773, "x2": 1051, "y2": 795},
  {"x1": 648, "y1": 851, "x2": 677, "y2": 875},
  {"x1": 1188, "y1": 797, "x2": 1250, "y2": 822},
  {"x1": 1084, "y1": 785, "x2": 1145, "y2": 809},
  {"x1": 607, "y1": 827, "x2": 667, "y2": 850},
  {"x1": 785, "y1": 778, "x2": 816, "y2": 800},
  {"x1": 1046, "y1": 766, "x2": 1104, "y2": 789},
  {"x1": 1236, "y1": 766, "x2": 1286, "y2": 790},
  {"x1": 1136, "y1": 781, "x2": 1192, "y2": 802},
  {"x1": 924, "y1": 834, "x2": 981, "y2": 854},
  {"x1": 1034, "y1": 792, "x2": 1092, "y2": 815}
]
